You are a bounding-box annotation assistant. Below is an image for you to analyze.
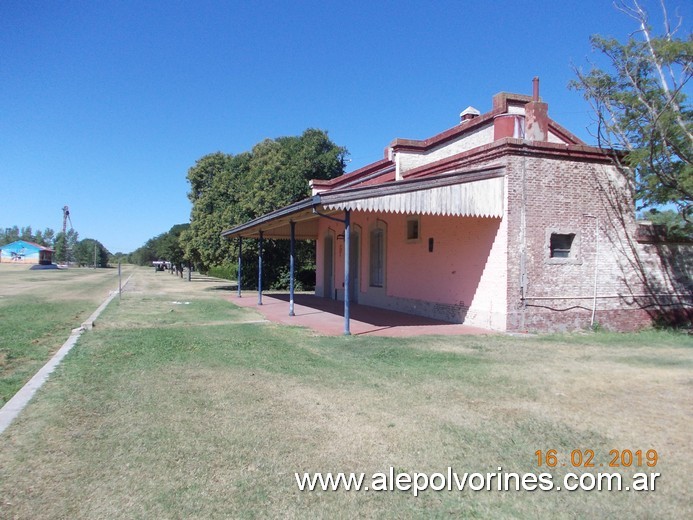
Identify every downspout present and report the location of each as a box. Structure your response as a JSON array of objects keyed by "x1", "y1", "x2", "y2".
[
  {"x1": 583, "y1": 214, "x2": 600, "y2": 328},
  {"x1": 519, "y1": 153, "x2": 528, "y2": 330},
  {"x1": 592, "y1": 219, "x2": 599, "y2": 328}
]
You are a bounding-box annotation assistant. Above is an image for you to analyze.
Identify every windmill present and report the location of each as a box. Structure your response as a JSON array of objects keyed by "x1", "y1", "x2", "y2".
[{"x1": 61, "y1": 205, "x2": 73, "y2": 264}]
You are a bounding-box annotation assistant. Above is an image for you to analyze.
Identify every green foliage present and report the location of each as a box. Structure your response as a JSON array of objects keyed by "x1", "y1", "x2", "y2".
[
  {"x1": 183, "y1": 129, "x2": 347, "y2": 282},
  {"x1": 0, "y1": 226, "x2": 20, "y2": 246},
  {"x1": 640, "y1": 208, "x2": 693, "y2": 240},
  {"x1": 54, "y1": 229, "x2": 79, "y2": 264},
  {"x1": 72, "y1": 238, "x2": 111, "y2": 267},
  {"x1": 182, "y1": 152, "x2": 242, "y2": 270},
  {"x1": 0, "y1": 267, "x2": 122, "y2": 407},
  {"x1": 271, "y1": 266, "x2": 306, "y2": 291},
  {"x1": 108, "y1": 252, "x2": 129, "y2": 264},
  {"x1": 0, "y1": 298, "x2": 90, "y2": 406},
  {"x1": 233, "y1": 240, "x2": 316, "y2": 291},
  {"x1": 0, "y1": 226, "x2": 56, "y2": 247},
  {"x1": 155, "y1": 223, "x2": 189, "y2": 269},
  {"x1": 129, "y1": 223, "x2": 190, "y2": 267},
  {"x1": 20, "y1": 225, "x2": 33, "y2": 241},
  {"x1": 207, "y1": 263, "x2": 236, "y2": 281},
  {"x1": 571, "y1": 2, "x2": 692, "y2": 222}
]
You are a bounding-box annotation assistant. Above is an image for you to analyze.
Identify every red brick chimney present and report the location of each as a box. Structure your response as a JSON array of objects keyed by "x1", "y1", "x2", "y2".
[{"x1": 525, "y1": 77, "x2": 549, "y2": 141}]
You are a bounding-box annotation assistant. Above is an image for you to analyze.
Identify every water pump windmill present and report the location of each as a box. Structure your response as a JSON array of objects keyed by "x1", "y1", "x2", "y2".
[{"x1": 61, "y1": 205, "x2": 73, "y2": 264}]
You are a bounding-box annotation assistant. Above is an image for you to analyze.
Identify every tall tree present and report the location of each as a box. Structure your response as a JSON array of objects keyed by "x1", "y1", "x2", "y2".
[
  {"x1": 0, "y1": 226, "x2": 55, "y2": 247},
  {"x1": 156, "y1": 224, "x2": 190, "y2": 275},
  {"x1": 184, "y1": 152, "x2": 247, "y2": 270},
  {"x1": 73, "y1": 238, "x2": 110, "y2": 268},
  {"x1": 640, "y1": 207, "x2": 690, "y2": 240},
  {"x1": 571, "y1": 1, "x2": 692, "y2": 228},
  {"x1": 54, "y1": 229, "x2": 79, "y2": 264},
  {"x1": 130, "y1": 224, "x2": 190, "y2": 270},
  {"x1": 0, "y1": 226, "x2": 20, "y2": 246},
  {"x1": 41, "y1": 228, "x2": 55, "y2": 247},
  {"x1": 20, "y1": 226, "x2": 33, "y2": 241},
  {"x1": 183, "y1": 129, "x2": 347, "y2": 279}
]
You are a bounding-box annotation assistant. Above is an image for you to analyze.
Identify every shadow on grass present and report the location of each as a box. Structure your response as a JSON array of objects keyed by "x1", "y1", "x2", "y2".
[
  {"x1": 205, "y1": 285, "x2": 238, "y2": 292},
  {"x1": 188, "y1": 275, "x2": 231, "y2": 283}
]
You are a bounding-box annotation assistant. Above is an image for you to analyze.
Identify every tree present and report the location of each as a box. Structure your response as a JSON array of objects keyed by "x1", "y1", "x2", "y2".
[
  {"x1": 20, "y1": 226, "x2": 33, "y2": 241},
  {"x1": 54, "y1": 229, "x2": 79, "y2": 264},
  {"x1": 640, "y1": 207, "x2": 692, "y2": 240},
  {"x1": 73, "y1": 238, "x2": 110, "y2": 267},
  {"x1": 41, "y1": 228, "x2": 56, "y2": 247},
  {"x1": 571, "y1": 0, "x2": 692, "y2": 226},
  {"x1": 31, "y1": 227, "x2": 55, "y2": 247},
  {"x1": 183, "y1": 152, "x2": 245, "y2": 270},
  {"x1": 0, "y1": 226, "x2": 56, "y2": 247},
  {"x1": 129, "y1": 224, "x2": 190, "y2": 272},
  {"x1": 109, "y1": 251, "x2": 129, "y2": 265},
  {"x1": 183, "y1": 129, "x2": 347, "y2": 283},
  {"x1": 1, "y1": 226, "x2": 20, "y2": 246},
  {"x1": 156, "y1": 224, "x2": 190, "y2": 276}
]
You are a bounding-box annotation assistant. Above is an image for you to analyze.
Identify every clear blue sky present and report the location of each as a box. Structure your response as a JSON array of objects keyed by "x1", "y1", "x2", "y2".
[{"x1": 1, "y1": 0, "x2": 689, "y2": 253}]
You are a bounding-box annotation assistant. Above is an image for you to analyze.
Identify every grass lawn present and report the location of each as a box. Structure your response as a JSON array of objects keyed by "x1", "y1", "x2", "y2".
[
  {"x1": 0, "y1": 266, "x2": 691, "y2": 519},
  {"x1": 0, "y1": 264, "x2": 132, "y2": 406}
]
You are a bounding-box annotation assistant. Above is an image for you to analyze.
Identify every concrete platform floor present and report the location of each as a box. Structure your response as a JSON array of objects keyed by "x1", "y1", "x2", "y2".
[{"x1": 223, "y1": 292, "x2": 493, "y2": 337}]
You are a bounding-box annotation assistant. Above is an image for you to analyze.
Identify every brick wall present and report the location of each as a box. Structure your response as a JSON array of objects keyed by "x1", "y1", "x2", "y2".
[{"x1": 503, "y1": 151, "x2": 691, "y2": 332}]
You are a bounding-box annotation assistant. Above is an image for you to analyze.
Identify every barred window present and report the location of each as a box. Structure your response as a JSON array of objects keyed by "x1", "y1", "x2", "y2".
[{"x1": 550, "y1": 233, "x2": 575, "y2": 258}]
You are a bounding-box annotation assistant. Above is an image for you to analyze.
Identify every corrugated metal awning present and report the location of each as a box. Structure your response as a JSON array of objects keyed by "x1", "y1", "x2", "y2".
[
  {"x1": 322, "y1": 176, "x2": 503, "y2": 217},
  {"x1": 320, "y1": 167, "x2": 504, "y2": 218},
  {"x1": 221, "y1": 166, "x2": 505, "y2": 239}
]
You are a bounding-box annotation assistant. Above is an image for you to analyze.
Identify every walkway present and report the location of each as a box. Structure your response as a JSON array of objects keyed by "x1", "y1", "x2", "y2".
[{"x1": 224, "y1": 292, "x2": 492, "y2": 337}]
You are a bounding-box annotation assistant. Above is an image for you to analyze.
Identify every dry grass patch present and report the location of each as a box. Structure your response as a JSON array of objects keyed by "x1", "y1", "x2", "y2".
[{"x1": 0, "y1": 267, "x2": 691, "y2": 519}]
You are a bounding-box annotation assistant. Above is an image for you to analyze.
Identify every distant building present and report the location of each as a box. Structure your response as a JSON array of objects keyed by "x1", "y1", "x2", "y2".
[{"x1": 0, "y1": 240, "x2": 54, "y2": 265}]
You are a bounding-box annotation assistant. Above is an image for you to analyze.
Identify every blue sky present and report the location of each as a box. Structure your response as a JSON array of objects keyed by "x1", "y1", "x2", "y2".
[{"x1": 1, "y1": 0, "x2": 690, "y2": 253}]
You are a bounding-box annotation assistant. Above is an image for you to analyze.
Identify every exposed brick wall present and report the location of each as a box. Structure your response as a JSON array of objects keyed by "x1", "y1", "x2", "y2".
[{"x1": 501, "y1": 152, "x2": 691, "y2": 332}]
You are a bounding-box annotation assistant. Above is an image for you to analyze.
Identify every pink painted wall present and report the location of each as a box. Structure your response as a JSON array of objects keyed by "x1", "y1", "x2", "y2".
[
  {"x1": 383, "y1": 214, "x2": 498, "y2": 301},
  {"x1": 315, "y1": 211, "x2": 507, "y2": 328}
]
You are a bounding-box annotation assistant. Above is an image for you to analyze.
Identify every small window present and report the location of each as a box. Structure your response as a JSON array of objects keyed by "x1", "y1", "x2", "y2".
[
  {"x1": 406, "y1": 218, "x2": 420, "y2": 241},
  {"x1": 550, "y1": 233, "x2": 575, "y2": 258}
]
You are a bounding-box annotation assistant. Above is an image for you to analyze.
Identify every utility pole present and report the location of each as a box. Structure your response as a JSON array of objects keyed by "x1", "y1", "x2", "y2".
[{"x1": 61, "y1": 205, "x2": 73, "y2": 265}]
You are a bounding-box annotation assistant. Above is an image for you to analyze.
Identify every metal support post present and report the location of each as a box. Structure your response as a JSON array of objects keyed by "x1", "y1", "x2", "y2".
[
  {"x1": 258, "y1": 231, "x2": 263, "y2": 306},
  {"x1": 289, "y1": 221, "x2": 296, "y2": 317},
  {"x1": 237, "y1": 236, "x2": 242, "y2": 297},
  {"x1": 343, "y1": 210, "x2": 351, "y2": 336}
]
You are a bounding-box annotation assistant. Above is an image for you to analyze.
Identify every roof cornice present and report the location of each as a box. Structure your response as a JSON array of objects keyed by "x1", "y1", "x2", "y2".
[{"x1": 403, "y1": 138, "x2": 619, "y2": 180}]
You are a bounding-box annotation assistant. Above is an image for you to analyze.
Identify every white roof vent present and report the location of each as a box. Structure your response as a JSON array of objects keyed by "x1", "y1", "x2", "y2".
[{"x1": 460, "y1": 106, "x2": 480, "y2": 123}]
